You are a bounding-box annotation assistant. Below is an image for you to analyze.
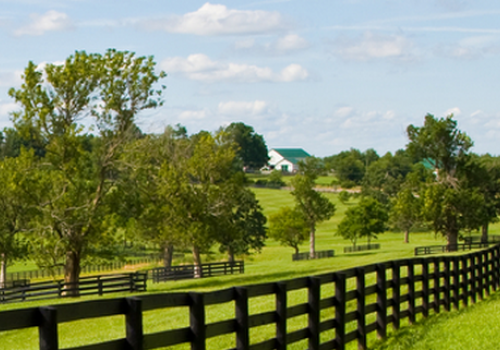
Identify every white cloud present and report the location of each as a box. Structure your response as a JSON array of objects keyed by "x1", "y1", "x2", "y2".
[
  {"x1": 233, "y1": 34, "x2": 310, "y2": 55},
  {"x1": 0, "y1": 70, "x2": 23, "y2": 87},
  {"x1": 218, "y1": 100, "x2": 269, "y2": 115},
  {"x1": 445, "y1": 107, "x2": 461, "y2": 116},
  {"x1": 161, "y1": 54, "x2": 309, "y2": 83},
  {"x1": 15, "y1": 10, "x2": 73, "y2": 36},
  {"x1": 142, "y1": 2, "x2": 288, "y2": 36},
  {"x1": 178, "y1": 109, "x2": 209, "y2": 121},
  {"x1": 332, "y1": 32, "x2": 417, "y2": 62}
]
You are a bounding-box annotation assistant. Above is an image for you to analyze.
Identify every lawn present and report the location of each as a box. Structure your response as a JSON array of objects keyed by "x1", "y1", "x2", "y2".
[{"x1": 1, "y1": 187, "x2": 497, "y2": 349}]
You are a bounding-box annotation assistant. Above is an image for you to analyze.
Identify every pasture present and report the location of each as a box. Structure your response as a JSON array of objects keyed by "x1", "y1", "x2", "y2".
[{"x1": 1, "y1": 186, "x2": 499, "y2": 350}]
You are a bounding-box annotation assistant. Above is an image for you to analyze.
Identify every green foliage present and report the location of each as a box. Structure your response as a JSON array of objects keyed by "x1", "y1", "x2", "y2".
[
  {"x1": 268, "y1": 207, "x2": 309, "y2": 254},
  {"x1": 222, "y1": 122, "x2": 269, "y2": 169},
  {"x1": 8, "y1": 50, "x2": 166, "y2": 288},
  {"x1": 324, "y1": 148, "x2": 379, "y2": 185},
  {"x1": 337, "y1": 196, "x2": 388, "y2": 247},
  {"x1": 338, "y1": 190, "x2": 351, "y2": 205},
  {"x1": 291, "y1": 174, "x2": 335, "y2": 255}
]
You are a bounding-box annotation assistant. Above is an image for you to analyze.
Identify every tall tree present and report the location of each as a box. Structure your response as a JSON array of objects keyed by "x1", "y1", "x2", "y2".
[
  {"x1": 291, "y1": 174, "x2": 335, "y2": 258},
  {"x1": 9, "y1": 50, "x2": 165, "y2": 294},
  {"x1": 406, "y1": 114, "x2": 480, "y2": 248}
]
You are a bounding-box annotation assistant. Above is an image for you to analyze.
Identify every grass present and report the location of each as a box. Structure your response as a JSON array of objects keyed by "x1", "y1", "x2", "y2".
[
  {"x1": 371, "y1": 291, "x2": 500, "y2": 350},
  {"x1": 1, "y1": 187, "x2": 498, "y2": 349}
]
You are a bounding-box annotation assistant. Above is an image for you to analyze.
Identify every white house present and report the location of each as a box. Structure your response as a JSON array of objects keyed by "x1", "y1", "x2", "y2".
[{"x1": 268, "y1": 148, "x2": 311, "y2": 173}]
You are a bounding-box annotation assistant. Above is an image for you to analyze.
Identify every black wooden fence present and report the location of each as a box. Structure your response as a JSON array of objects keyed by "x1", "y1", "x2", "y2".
[
  {"x1": 6, "y1": 257, "x2": 158, "y2": 284},
  {"x1": 150, "y1": 261, "x2": 244, "y2": 282},
  {"x1": 292, "y1": 250, "x2": 335, "y2": 261},
  {"x1": 1, "y1": 245, "x2": 499, "y2": 349},
  {"x1": 0, "y1": 272, "x2": 147, "y2": 304},
  {"x1": 414, "y1": 242, "x2": 495, "y2": 255},
  {"x1": 344, "y1": 243, "x2": 381, "y2": 253}
]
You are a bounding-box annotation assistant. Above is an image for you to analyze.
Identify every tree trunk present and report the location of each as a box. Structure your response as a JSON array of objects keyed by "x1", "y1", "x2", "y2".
[
  {"x1": 404, "y1": 230, "x2": 410, "y2": 244},
  {"x1": 447, "y1": 230, "x2": 459, "y2": 252},
  {"x1": 163, "y1": 243, "x2": 174, "y2": 268},
  {"x1": 481, "y1": 224, "x2": 489, "y2": 243},
  {"x1": 0, "y1": 253, "x2": 6, "y2": 288},
  {"x1": 309, "y1": 226, "x2": 316, "y2": 259},
  {"x1": 293, "y1": 246, "x2": 299, "y2": 255},
  {"x1": 192, "y1": 245, "x2": 202, "y2": 278},
  {"x1": 64, "y1": 250, "x2": 81, "y2": 297},
  {"x1": 227, "y1": 246, "x2": 235, "y2": 263}
]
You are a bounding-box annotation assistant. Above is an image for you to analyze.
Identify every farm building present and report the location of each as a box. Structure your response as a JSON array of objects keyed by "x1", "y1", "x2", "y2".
[{"x1": 268, "y1": 148, "x2": 311, "y2": 173}]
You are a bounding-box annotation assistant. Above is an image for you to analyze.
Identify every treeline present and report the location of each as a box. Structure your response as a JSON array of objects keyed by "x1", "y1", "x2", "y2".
[{"x1": 325, "y1": 115, "x2": 500, "y2": 250}]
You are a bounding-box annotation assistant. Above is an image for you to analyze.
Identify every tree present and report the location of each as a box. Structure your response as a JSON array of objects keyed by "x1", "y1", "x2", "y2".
[
  {"x1": 268, "y1": 207, "x2": 309, "y2": 254},
  {"x1": 390, "y1": 188, "x2": 423, "y2": 243},
  {"x1": 337, "y1": 196, "x2": 388, "y2": 247},
  {"x1": 9, "y1": 50, "x2": 165, "y2": 294},
  {"x1": 405, "y1": 114, "x2": 479, "y2": 248},
  {"x1": 291, "y1": 174, "x2": 335, "y2": 257},
  {"x1": 222, "y1": 122, "x2": 269, "y2": 170},
  {"x1": 0, "y1": 150, "x2": 39, "y2": 286},
  {"x1": 216, "y1": 173, "x2": 267, "y2": 262},
  {"x1": 338, "y1": 191, "x2": 351, "y2": 205}
]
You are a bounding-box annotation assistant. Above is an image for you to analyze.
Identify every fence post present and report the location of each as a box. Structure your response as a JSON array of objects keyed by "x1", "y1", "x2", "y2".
[
  {"x1": 392, "y1": 261, "x2": 401, "y2": 329},
  {"x1": 471, "y1": 254, "x2": 477, "y2": 304},
  {"x1": 356, "y1": 268, "x2": 366, "y2": 350},
  {"x1": 453, "y1": 257, "x2": 460, "y2": 310},
  {"x1": 422, "y1": 259, "x2": 429, "y2": 318},
  {"x1": 189, "y1": 292, "x2": 206, "y2": 350},
  {"x1": 235, "y1": 287, "x2": 249, "y2": 350},
  {"x1": 478, "y1": 252, "x2": 484, "y2": 301},
  {"x1": 335, "y1": 273, "x2": 346, "y2": 350},
  {"x1": 433, "y1": 258, "x2": 440, "y2": 313},
  {"x1": 376, "y1": 263, "x2": 387, "y2": 339},
  {"x1": 126, "y1": 297, "x2": 143, "y2": 350},
  {"x1": 98, "y1": 276, "x2": 103, "y2": 296},
  {"x1": 461, "y1": 256, "x2": 468, "y2": 307},
  {"x1": 39, "y1": 306, "x2": 58, "y2": 350},
  {"x1": 276, "y1": 282, "x2": 287, "y2": 350},
  {"x1": 494, "y1": 246, "x2": 500, "y2": 291},
  {"x1": 407, "y1": 260, "x2": 415, "y2": 324},
  {"x1": 443, "y1": 258, "x2": 451, "y2": 311},
  {"x1": 308, "y1": 277, "x2": 321, "y2": 350}
]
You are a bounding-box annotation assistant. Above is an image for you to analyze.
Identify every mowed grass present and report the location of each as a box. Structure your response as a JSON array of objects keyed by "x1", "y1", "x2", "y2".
[{"x1": 1, "y1": 187, "x2": 499, "y2": 349}]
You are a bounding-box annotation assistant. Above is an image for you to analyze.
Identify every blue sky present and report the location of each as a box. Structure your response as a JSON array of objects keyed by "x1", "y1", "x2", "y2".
[{"x1": 0, "y1": 0, "x2": 499, "y2": 156}]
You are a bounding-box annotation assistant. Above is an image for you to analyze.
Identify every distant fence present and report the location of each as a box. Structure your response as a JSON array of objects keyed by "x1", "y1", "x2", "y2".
[
  {"x1": 1, "y1": 244, "x2": 498, "y2": 350},
  {"x1": 344, "y1": 243, "x2": 381, "y2": 253},
  {"x1": 150, "y1": 261, "x2": 244, "y2": 283},
  {"x1": 414, "y1": 242, "x2": 497, "y2": 256},
  {"x1": 0, "y1": 272, "x2": 147, "y2": 304},
  {"x1": 292, "y1": 250, "x2": 335, "y2": 261},
  {"x1": 463, "y1": 235, "x2": 500, "y2": 244},
  {"x1": 6, "y1": 257, "x2": 158, "y2": 283}
]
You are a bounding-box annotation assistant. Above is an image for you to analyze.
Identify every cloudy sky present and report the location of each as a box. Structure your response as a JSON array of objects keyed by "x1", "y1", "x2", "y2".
[{"x1": 0, "y1": 0, "x2": 499, "y2": 156}]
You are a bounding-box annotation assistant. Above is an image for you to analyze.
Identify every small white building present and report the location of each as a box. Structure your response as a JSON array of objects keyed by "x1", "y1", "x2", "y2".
[{"x1": 268, "y1": 148, "x2": 311, "y2": 173}]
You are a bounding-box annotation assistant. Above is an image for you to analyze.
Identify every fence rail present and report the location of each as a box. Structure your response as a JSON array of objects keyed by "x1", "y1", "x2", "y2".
[
  {"x1": 463, "y1": 235, "x2": 500, "y2": 244},
  {"x1": 344, "y1": 243, "x2": 381, "y2": 253},
  {"x1": 292, "y1": 250, "x2": 335, "y2": 261},
  {"x1": 1, "y1": 244, "x2": 499, "y2": 350},
  {"x1": 414, "y1": 242, "x2": 496, "y2": 255},
  {"x1": 150, "y1": 261, "x2": 244, "y2": 283},
  {"x1": 0, "y1": 272, "x2": 147, "y2": 304}
]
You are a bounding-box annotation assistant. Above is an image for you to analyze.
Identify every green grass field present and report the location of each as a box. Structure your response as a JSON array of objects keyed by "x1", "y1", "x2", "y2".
[{"x1": 1, "y1": 187, "x2": 499, "y2": 349}]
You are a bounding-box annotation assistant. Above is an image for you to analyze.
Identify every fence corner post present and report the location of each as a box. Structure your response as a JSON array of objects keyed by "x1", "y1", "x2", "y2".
[
  {"x1": 335, "y1": 273, "x2": 346, "y2": 350},
  {"x1": 39, "y1": 306, "x2": 58, "y2": 350},
  {"x1": 126, "y1": 297, "x2": 143, "y2": 350},
  {"x1": 275, "y1": 281, "x2": 287, "y2": 350}
]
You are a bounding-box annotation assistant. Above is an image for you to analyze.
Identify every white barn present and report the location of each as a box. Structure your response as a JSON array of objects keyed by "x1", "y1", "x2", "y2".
[{"x1": 268, "y1": 148, "x2": 311, "y2": 173}]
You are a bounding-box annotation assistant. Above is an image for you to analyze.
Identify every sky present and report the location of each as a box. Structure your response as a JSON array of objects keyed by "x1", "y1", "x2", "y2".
[{"x1": 0, "y1": 0, "x2": 500, "y2": 157}]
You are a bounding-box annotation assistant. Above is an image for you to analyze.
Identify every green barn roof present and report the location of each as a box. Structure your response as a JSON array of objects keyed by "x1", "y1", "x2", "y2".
[{"x1": 272, "y1": 148, "x2": 311, "y2": 159}]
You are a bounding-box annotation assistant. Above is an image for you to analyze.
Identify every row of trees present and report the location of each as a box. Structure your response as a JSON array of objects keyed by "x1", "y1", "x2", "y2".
[
  {"x1": 336, "y1": 114, "x2": 500, "y2": 249},
  {"x1": 0, "y1": 51, "x2": 269, "y2": 293}
]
